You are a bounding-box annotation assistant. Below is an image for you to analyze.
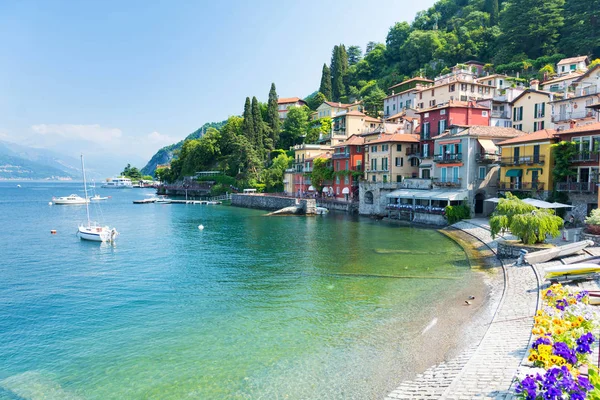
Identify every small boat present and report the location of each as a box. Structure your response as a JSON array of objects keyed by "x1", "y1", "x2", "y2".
[
  {"x1": 77, "y1": 155, "x2": 118, "y2": 243},
  {"x1": 52, "y1": 194, "x2": 89, "y2": 205},
  {"x1": 545, "y1": 263, "x2": 600, "y2": 279},
  {"x1": 101, "y1": 177, "x2": 133, "y2": 189},
  {"x1": 155, "y1": 195, "x2": 172, "y2": 204},
  {"x1": 525, "y1": 240, "x2": 594, "y2": 264},
  {"x1": 316, "y1": 206, "x2": 329, "y2": 215},
  {"x1": 89, "y1": 194, "x2": 108, "y2": 201}
]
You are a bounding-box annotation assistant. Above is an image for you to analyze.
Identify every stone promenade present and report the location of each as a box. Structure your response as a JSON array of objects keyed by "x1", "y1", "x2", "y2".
[{"x1": 386, "y1": 219, "x2": 540, "y2": 400}]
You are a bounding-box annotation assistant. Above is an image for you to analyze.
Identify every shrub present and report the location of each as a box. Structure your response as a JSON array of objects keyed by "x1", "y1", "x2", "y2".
[
  {"x1": 445, "y1": 202, "x2": 470, "y2": 224},
  {"x1": 585, "y1": 209, "x2": 600, "y2": 235}
]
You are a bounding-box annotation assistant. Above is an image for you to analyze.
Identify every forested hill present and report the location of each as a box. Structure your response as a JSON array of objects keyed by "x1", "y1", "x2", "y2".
[
  {"x1": 316, "y1": 0, "x2": 599, "y2": 107},
  {"x1": 141, "y1": 121, "x2": 226, "y2": 176}
]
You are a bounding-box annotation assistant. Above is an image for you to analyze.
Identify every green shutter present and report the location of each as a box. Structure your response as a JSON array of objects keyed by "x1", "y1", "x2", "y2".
[
  {"x1": 520, "y1": 107, "x2": 523, "y2": 121},
  {"x1": 457, "y1": 143, "x2": 462, "y2": 154},
  {"x1": 534, "y1": 104, "x2": 538, "y2": 118},
  {"x1": 542, "y1": 102, "x2": 545, "y2": 117},
  {"x1": 513, "y1": 108, "x2": 516, "y2": 122}
]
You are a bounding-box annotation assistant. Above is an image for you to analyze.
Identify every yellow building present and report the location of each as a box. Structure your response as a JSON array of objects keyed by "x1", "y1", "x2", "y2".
[
  {"x1": 365, "y1": 134, "x2": 421, "y2": 183},
  {"x1": 510, "y1": 89, "x2": 553, "y2": 133},
  {"x1": 497, "y1": 129, "x2": 557, "y2": 196}
]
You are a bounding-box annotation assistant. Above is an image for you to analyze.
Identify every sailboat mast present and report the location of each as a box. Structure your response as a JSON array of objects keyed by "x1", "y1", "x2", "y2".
[{"x1": 81, "y1": 154, "x2": 91, "y2": 226}]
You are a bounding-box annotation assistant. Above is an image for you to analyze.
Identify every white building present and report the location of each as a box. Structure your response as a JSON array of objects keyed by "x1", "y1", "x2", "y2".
[
  {"x1": 277, "y1": 97, "x2": 307, "y2": 120},
  {"x1": 551, "y1": 65, "x2": 600, "y2": 131}
]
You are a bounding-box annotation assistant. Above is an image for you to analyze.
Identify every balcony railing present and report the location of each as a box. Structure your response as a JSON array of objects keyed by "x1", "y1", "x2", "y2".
[
  {"x1": 351, "y1": 165, "x2": 363, "y2": 171},
  {"x1": 476, "y1": 152, "x2": 500, "y2": 163},
  {"x1": 491, "y1": 111, "x2": 510, "y2": 119},
  {"x1": 552, "y1": 110, "x2": 595, "y2": 122},
  {"x1": 555, "y1": 182, "x2": 599, "y2": 193},
  {"x1": 420, "y1": 133, "x2": 431, "y2": 140},
  {"x1": 570, "y1": 151, "x2": 600, "y2": 163},
  {"x1": 500, "y1": 155, "x2": 545, "y2": 166},
  {"x1": 432, "y1": 178, "x2": 462, "y2": 188},
  {"x1": 433, "y1": 153, "x2": 463, "y2": 163},
  {"x1": 577, "y1": 86, "x2": 598, "y2": 97},
  {"x1": 406, "y1": 148, "x2": 419, "y2": 156},
  {"x1": 499, "y1": 182, "x2": 545, "y2": 191},
  {"x1": 332, "y1": 152, "x2": 350, "y2": 159}
]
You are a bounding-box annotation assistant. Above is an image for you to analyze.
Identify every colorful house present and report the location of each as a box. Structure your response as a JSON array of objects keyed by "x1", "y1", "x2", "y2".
[
  {"x1": 331, "y1": 135, "x2": 365, "y2": 200},
  {"x1": 497, "y1": 129, "x2": 557, "y2": 198},
  {"x1": 364, "y1": 133, "x2": 421, "y2": 184},
  {"x1": 292, "y1": 143, "x2": 331, "y2": 196},
  {"x1": 510, "y1": 89, "x2": 553, "y2": 132},
  {"x1": 277, "y1": 97, "x2": 307, "y2": 120}
]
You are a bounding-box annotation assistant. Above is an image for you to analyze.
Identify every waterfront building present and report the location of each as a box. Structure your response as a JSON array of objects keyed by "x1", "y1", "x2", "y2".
[
  {"x1": 292, "y1": 143, "x2": 331, "y2": 196},
  {"x1": 384, "y1": 77, "x2": 433, "y2": 117},
  {"x1": 319, "y1": 110, "x2": 382, "y2": 146},
  {"x1": 364, "y1": 133, "x2": 420, "y2": 184},
  {"x1": 384, "y1": 112, "x2": 419, "y2": 134},
  {"x1": 496, "y1": 129, "x2": 557, "y2": 199},
  {"x1": 554, "y1": 122, "x2": 600, "y2": 219},
  {"x1": 550, "y1": 64, "x2": 600, "y2": 131},
  {"x1": 277, "y1": 97, "x2": 307, "y2": 120},
  {"x1": 331, "y1": 135, "x2": 365, "y2": 201},
  {"x1": 417, "y1": 101, "x2": 491, "y2": 180},
  {"x1": 475, "y1": 74, "x2": 525, "y2": 91}
]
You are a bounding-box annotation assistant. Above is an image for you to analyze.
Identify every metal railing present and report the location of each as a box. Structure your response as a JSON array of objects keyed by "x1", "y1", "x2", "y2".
[
  {"x1": 406, "y1": 148, "x2": 419, "y2": 156},
  {"x1": 332, "y1": 152, "x2": 350, "y2": 159},
  {"x1": 432, "y1": 178, "x2": 462, "y2": 188},
  {"x1": 499, "y1": 182, "x2": 545, "y2": 190},
  {"x1": 433, "y1": 153, "x2": 463, "y2": 163},
  {"x1": 500, "y1": 155, "x2": 545, "y2": 166},
  {"x1": 476, "y1": 152, "x2": 500, "y2": 163},
  {"x1": 552, "y1": 110, "x2": 595, "y2": 122},
  {"x1": 491, "y1": 111, "x2": 510, "y2": 119},
  {"x1": 570, "y1": 151, "x2": 600, "y2": 163},
  {"x1": 555, "y1": 182, "x2": 598, "y2": 193}
]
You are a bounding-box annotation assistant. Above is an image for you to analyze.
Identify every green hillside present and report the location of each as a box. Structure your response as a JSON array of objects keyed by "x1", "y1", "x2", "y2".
[{"x1": 0, "y1": 154, "x2": 76, "y2": 180}]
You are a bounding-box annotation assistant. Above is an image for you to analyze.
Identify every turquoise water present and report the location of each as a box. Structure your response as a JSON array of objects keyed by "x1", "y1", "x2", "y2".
[{"x1": 0, "y1": 182, "x2": 476, "y2": 399}]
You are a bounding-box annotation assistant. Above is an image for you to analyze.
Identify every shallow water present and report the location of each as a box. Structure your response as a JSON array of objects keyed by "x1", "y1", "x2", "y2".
[{"x1": 0, "y1": 182, "x2": 478, "y2": 399}]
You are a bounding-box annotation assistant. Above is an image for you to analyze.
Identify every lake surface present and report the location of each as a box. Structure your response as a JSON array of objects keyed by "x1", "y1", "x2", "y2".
[{"x1": 0, "y1": 182, "x2": 480, "y2": 399}]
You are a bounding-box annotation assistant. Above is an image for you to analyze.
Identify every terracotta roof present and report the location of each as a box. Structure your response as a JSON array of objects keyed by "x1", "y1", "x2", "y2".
[
  {"x1": 388, "y1": 77, "x2": 434, "y2": 91},
  {"x1": 510, "y1": 89, "x2": 552, "y2": 105},
  {"x1": 306, "y1": 152, "x2": 332, "y2": 162},
  {"x1": 497, "y1": 129, "x2": 557, "y2": 145},
  {"x1": 323, "y1": 101, "x2": 358, "y2": 108},
  {"x1": 332, "y1": 134, "x2": 365, "y2": 148},
  {"x1": 476, "y1": 74, "x2": 509, "y2": 81},
  {"x1": 541, "y1": 72, "x2": 584, "y2": 86},
  {"x1": 556, "y1": 122, "x2": 600, "y2": 135},
  {"x1": 436, "y1": 126, "x2": 521, "y2": 139},
  {"x1": 367, "y1": 133, "x2": 420, "y2": 145},
  {"x1": 385, "y1": 87, "x2": 421, "y2": 99},
  {"x1": 557, "y1": 56, "x2": 589, "y2": 66},
  {"x1": 364, "y1": 115, "x2": 382, "y2": 123},
  {"x1": 574, "y1": 64, "x2": 600, "y2": 83},
  {"x1": 278, "y1": 97, "x2": 304, "y2": 104},
  {"x1": 345, "y1": 110, "x2": 367, "y2": 117},
  {"x1": 417, "y1": 100, "x2": 490, "y2": 114}
]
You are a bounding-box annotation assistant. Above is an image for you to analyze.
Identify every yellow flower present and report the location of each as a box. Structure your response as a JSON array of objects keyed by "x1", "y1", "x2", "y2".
[{"x1": 538, "y1": 344, "x2": 552, "y2": 355}]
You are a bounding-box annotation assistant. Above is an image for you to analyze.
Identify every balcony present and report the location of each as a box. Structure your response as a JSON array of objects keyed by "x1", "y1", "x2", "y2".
[
  {"x1": 570, "y1": 151, "x2": 600, "y2": 163},
  {"x1": 556, "y1": 182, "x2": 598, "y2": 193},
  {"x1": 351, "y1": 165, "x2": 363, "y2": 172},
  {"x1": 476, "y1": 152, "x2": 500, "y2": 163},
  {"x1": 432, "y1": 178, "x2": 462, "y2": 188},
  {"x1": 433, "y1": 153, "x2": 463, "y2": 163},
  {"x1": 420, "y1": 150, "x2": 433, "y2": 158},
  {"x1": 332, "y1": 152, "x2": 350, "y2": 159},
  {"x1": 500, "y1": 155, "x2": 545, "y2": 166},
  {"x1": 576, "y1": 86, "x2": 598, "y2": 97},
  {"x1": 552, "y1": 110, "x2": 595, "y2": 123},
  {"x1": 499, "y1": 182, "x2": 545, "y2": 191},
  {"x1": 491, "y1": 111, "x2": 510, "y2": 119},
  {"x1": 406, "y1": 148, "x2": 420, "y2": 156},
  {"x1": 420, "y1": 133, "x2": 431, "y2": 140}
]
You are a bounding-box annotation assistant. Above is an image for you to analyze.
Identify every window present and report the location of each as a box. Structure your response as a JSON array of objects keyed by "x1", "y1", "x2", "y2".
[
  {"x1": 423, "y1": 122, "x2": 430, "y2": 138},
  {"x1": 382, "y1": 158, "x2": 388, "y2": 171},
  {"x1": 396, "y1": 144, "x2": 402, "y2": 152},
  {"x1": 499, "y1": 79, "x2": 504, "y2": 87},
  {"x1": 336, "y1": 161, "x2": 340, "y2": 170},
  {"x1": 396, "y1": 175, "x2": 402, "y2": 183},
  {"x1": 429, "y1": 99, "x2": 436, "y2": 107},
  {"x1": 345, "y1": 160, "x2": 349, "y2": 170},
  {"x1": 410, "y1": 157, "x2": 419, "y2": 167},
  {"x1": 371, "y1": 158, "x2": 377, "y2": 171},
  {"x1": 440, "y1": 109, "x2": 446, "y2": 115},
  {"x1": 514, "y1": 124, "x2": 523, "y2": 131},
  {"x1": 344, "y1": 175, "x2": 349, "y2": 184},
  {"x1": 482, "y1": 111, "x2": 488, "y2": 117},
  {"x1": 383, "y1": 175, "x2": 388, "y2": 183},
  {"x1": 371, "y1": 145, "x2": 377, "y2": 152},
  {"x1": 478, "y1": 166, "x2": 486, "y2": 180},
  {"x1": 336, "y1": 175, "x2": 340, "y2": 184},
  {"x1": 471, "y1": 84, "x2": 475, "y2": 93},
  {"x1": 432, "y1": 88, "x2": 435, "y2": 96},
  {"x1": 399, "y1": 102, "x2": 403, "y2": 109},
  {"x1": 534, "y1": 121, "x2": 545, "y2": 131},
  {"x1": 422, "y1": 169, "x2": 430, "y2": 179},
  {"x1": 386, "y1": 106, "x2": 389, "y2": 115},
  {"x1": 504, "y1": 121, "x2": 512, "y2": 127},
  {"x1": 382, "y1": 144, "x2": 389, "y2": 152},
  {"x1": 393, "y1": 104, "x2": 396, "y2": 111},
  {"x1": 561, "y1": 66, "x2": 566, "y2": 73},
  {"x1": 449, "y1": 84, "x2": 456, "y2": 92},
  {"x1": 570, "y1": 64, "x2": 576, "y2": 71},
  {"x1": 406, "y1": 100, "x2": 411, "y2": 108},
  {"x1": 513, "y1": 106, "x2": 524, "y2": 122},
  {"x1": 423, "y1": 143, "x2": 429, "y2": 157},
  {"x1": 419, "y1": 92, "x2": 423, "y2": 100},
  {"x1": 534, "y1": 102, "x2": 545, "y2": 118},
  {"x1": 485, "y1": 87, "x2": 490, "y2": 94},
  {"x1": 461, "y1": 84, "x2": 467, "y2": 91},
  {"x1": 371, "y1": 175, "x2": 376, "y2": 182},
  {"x1": 395, "y1": 157, "x2": 401, "y2": 167},
  {"x1": 419, "y1": 102, "x2": 424, "y2": 109},
  {"x1": 438, "y1": 119, "x2": 447, "y2": 133},
  {"x1": 424, "y1": 112, "x2": 429, "y2": 118},
  {"x1": 460, "y1": 95, "x2": 468, "y2": 101}
]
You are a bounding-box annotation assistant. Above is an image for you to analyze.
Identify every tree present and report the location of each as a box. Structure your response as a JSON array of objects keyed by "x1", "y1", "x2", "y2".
[
  {"x1": 331, "y1": 45, "x2": 348, "y2": 101},
  {"x1": 484, "y1": 0, "x2": 499, "y2": 25},
  {"x1": 386, "y1": 21, "x2": 411, "y2": 63},
  {"x1": 490, "y1": 193, "x2": 563, "y2": 244},
  {"x1": 559, "y1": 0, "x2": 600, "y2": 59},
  {"x1": 552, "y1": 141, "x2": 578, "y2": 184},
  {"x1": 305, "y1": 92, "x2": 326, "y2": 111},
  {"x1": 347, "y1": 45, "x2": 362, "y2": 65},
  {"x1": 251, "y1": 96, "x2": 265, "y2": 158},
  {"x1": 155, "y1": 166, "x2": 172, "y2": 183},
  {"x1": 121, "y1": 163, "x2": 142, "y2": 180},
  {"x1": 498, "y1": 0, "x2": 565, "y2": 62},
  {"x1": 365, "y1": 41, "x2": 378, "y2": 55},
  {"x1": 262, "y1": 153, "x2": 293, "y2": 192},
  {"x1": 319, "y1": 64, "x2": 332, "y2": 101},
  {"x1": 266, "y1": 83, "x2": 281, "y2": 148},
  {"x1": 363, "y1": 85, "x2": 387, "y2": 117},
  {"x1": 304, "y1": 117, "x2": 331, "y2": 144},
  {"x1": 589, "y1": 59, "x2": 600, "y2": 70},
  {"x1": 309, "y1": 157, "x2": 334, "y2": 193},
  {"x1": 281, "y1": 106, "x2": 310, "y2": 149},
  {"x1": 242, "y1": 97, "x2": 254, "y2": 145}
]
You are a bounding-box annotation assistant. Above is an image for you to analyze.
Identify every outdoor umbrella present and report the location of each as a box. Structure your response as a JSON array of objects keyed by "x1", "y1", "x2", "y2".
[
  {"x1": 551, "y1": 202, "x2": 574, "y2": 209},
  {"x1": 522, "y1": 198, "x2": 555, "y2": 209},
  {"x1": 484, "y1": 197, "x2": 500, "y2": 203}
]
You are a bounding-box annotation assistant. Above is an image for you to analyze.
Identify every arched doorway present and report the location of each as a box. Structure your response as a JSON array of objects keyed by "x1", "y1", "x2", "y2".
[
  {"x1": 475, "y1": 192, "x2": 485, "y2": 215},
  {"x1": 365, "y1": 191, "x2": 374, "y2": 204}
]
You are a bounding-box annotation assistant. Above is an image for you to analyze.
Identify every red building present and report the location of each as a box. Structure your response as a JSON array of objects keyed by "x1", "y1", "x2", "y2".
[
  {"x1": 293, "y1": 153, "x2": 332, "y2": 196},
  {"x1": 417, "y1": 101, "x2": 491, "y2": 158},
  {"x1": 330, "y1": 135, "x2": 365, "y2": 200}
]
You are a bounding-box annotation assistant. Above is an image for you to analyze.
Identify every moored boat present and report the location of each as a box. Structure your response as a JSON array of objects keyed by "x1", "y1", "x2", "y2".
[
  {"x1": 90, "y1": 194, "x2": 108, "y2": 201},
  {"x1": 101, "y1": 177, "x2": 133, "y2": 189},
  {"x1": 52, "y1": 194, "x2": 89, "y2": 205},
  {"x1": 155, "y1": 195, "x2": 172, "y2": 204}
]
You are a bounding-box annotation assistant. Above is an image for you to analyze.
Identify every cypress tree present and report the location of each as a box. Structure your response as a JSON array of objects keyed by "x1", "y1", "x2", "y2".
[
  {"x1": 251, "y1": 96, "x2": 264, "y2": 158},
  {"x1": 266, "y1": 83, "x2": 281, "y2": 148},
  {"x1": 331, "y1": 45, "x2": 347, "y2": 101},
  {"x1": 485, "y1": 0, "x2": 499, "y2": 25},
  {"x1": 319, "y1": 64, "x2": 332, "y2": 101},
  {"x1": 242, "y1": 97, "x2": 254, "y2": 145}
]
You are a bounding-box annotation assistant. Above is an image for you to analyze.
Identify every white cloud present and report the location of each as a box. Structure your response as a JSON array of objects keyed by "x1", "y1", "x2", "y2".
[
  {"x1": 146, "y1": 131, "x2": 177, "y2": 146},
  {"x1": 31, "y1": 124, "x2": 122, "y2": 145}
]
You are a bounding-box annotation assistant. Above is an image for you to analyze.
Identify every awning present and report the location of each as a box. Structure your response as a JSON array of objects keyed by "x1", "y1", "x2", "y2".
[
  {"x1": 386, "y1": 189, "x2": 468, "y2": 201},
  {"x1": 505, "y1": 169, "x2": 523, "y2": 178},
  {"x1": 308, "y1": 185, "x2": 315, "y2": 191},
  {"x1": 342, "y1": 187, "x2": 350, "y2": 194},
  {"x1": 419, "y1": 164, "x2": 432, "y2": 169},
  {"x1": 522, "y1": 198, "x2": 554, "y2": 209},
  {"x1": 478, "y1": 139, "x2": 498, "y2": 154}
]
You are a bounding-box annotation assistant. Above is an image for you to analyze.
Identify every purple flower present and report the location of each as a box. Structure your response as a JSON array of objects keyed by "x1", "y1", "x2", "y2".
[
  {"x1": 576, "y1": 290, "x2": 588, "y2": 301},
  {"x1": 532, "y1": 336, "x2": 552, "y2": 350},
  {"x1": 555, "y1": 298, "x2": 568, "y2": 311},
  {"x1": 578, "y1": 375, "x2": 593, "y2": 391},
  {"x1": 515, "y1": 375, "x2": 537, "y2": 399},
  {"x1": 552, "y1": 342, "x2": 577, "y2": 365}
]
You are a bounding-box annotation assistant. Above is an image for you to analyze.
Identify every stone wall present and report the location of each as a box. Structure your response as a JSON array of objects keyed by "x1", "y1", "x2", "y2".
[
  {"x1": 566, "y1": 193, "x2": 597, "y2": 222},
  {"x1": 231, "y1": 194, "x2": 316, "y2": 213},
  {"x1": 358, "y1": 181, "x2": 399, "y2": 216},
  {"x1": 582, "y1": 232, "x2": 600, "y2": 246},
  {"x1": 496, "y1": 241, "x2": 554, "y2": 259},
  {"x1": 317, "y1": 199, "x2": 359, "y2": 214},
  {"x1": 412, "y1": 212, "x2": 446, "y2": 226}
]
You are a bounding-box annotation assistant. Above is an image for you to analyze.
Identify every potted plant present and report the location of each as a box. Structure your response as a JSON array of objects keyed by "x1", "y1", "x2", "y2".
[{"x1": 585, "y1": 209, "x2": 600, "y2": 235}]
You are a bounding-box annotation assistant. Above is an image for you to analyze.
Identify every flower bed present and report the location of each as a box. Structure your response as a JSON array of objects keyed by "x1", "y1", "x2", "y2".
[{"x1": 515, "y1": 284, "x2": 600, "y2": 399}]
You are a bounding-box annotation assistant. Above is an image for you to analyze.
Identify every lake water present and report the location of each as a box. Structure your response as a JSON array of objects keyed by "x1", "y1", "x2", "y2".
[{"x1": 0, "y1": 182, "x2": 480, "y2": 399}]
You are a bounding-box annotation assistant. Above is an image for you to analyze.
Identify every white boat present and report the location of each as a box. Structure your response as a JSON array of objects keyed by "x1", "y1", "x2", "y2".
[
  {"x1": 101, "y1": 177, "x2": 133, "y2": 189},
  {"x1": 52, "y1": 194, "x2": 89, "y2": 205},
  {"x1": 89, "y1": 194, "x2": 108, "y2": 201},
  {"x1": 133, "y1": 194, "x2": 158, "y2": 204},
  {"x1": 77, "y1": 155, "x2": 118, "y2": 243},
  {"x1": 316, "y1": 206, "x2": 329, "y2": 215},
  {"x1": 155, "y1": 195, "x2": 172, "y2": 204}
]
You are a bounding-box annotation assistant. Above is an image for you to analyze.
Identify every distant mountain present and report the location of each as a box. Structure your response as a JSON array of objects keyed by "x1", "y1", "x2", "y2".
[
  {"x1": 141, "y1": 121, "x2": 227, "y2": 176},
  {"x1": 0, "y1": 140, "x2": 100, "y2": 180}
]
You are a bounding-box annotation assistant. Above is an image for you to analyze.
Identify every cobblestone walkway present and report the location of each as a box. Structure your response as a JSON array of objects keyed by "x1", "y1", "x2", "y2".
[{"x1": 385, "y1": 220, "x2": 540, "y2": 400}]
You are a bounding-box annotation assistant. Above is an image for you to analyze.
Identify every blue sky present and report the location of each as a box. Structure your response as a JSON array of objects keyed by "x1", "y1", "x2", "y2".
[{"x1": 0, "y1": 0, "x2": 435, "y2": 174}]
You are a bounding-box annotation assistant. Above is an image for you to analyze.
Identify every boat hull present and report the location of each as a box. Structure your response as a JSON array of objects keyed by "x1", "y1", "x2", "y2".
[
  {"x1": 545, "y1": 263, "x2": 600, "y2": 278},
  {"x1": 78, "y1": 226, "x2": 117, "y2": 242}
]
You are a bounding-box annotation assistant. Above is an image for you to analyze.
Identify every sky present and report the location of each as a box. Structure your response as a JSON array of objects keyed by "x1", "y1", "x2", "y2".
[{"x1": 0, "y1": 0, "x2": 436, "y2": 175}]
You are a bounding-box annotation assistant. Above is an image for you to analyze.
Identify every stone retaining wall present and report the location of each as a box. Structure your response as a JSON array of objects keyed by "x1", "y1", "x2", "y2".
[
  {"x1": 231, "y1": 194, "x2": 316, "y2": 213},
  {"x1": 317, "y1": 200, "x2": 358, "y2": 213},
  {"x1": 496, "y1": 241, "x2": 553, "y2": 259},
  {"x1": 582, "y1": 232, "x2": 600, "y2": 246}
]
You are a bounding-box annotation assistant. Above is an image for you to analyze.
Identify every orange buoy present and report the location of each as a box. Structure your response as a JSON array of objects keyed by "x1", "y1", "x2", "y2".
[{"x1": 50, "y1": 230, "x2": 57, "y2": 234}]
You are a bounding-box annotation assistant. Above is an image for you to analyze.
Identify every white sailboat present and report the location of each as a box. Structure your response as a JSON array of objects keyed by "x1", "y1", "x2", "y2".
[{"x1": 77, "y1": 155, "x2": 118, "y2": 243}]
